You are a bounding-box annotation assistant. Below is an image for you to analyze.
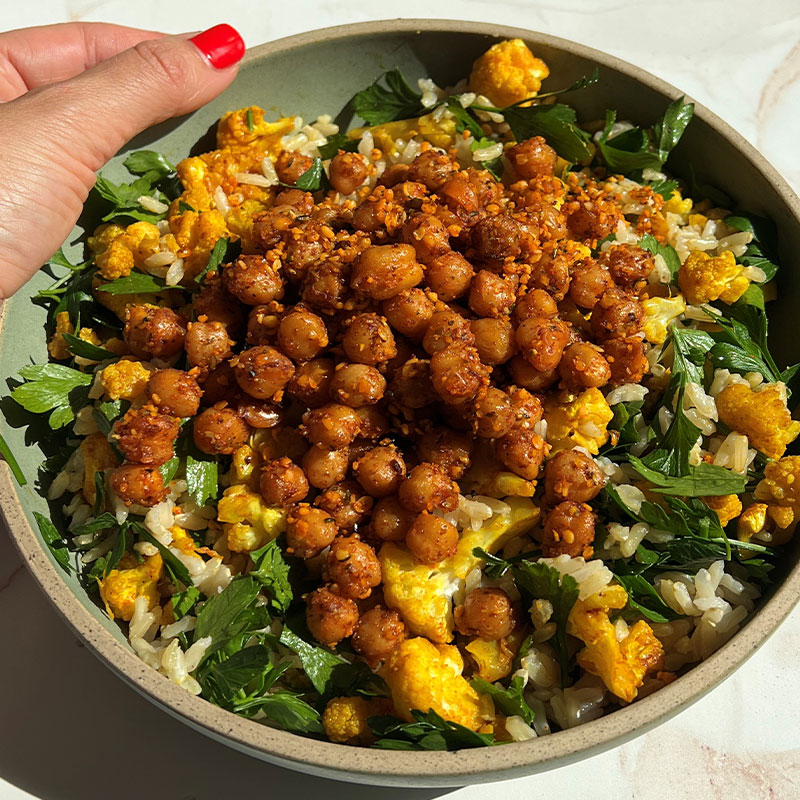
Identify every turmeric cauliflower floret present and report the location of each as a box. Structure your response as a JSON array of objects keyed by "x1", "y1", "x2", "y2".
[
  {"x1": 379, "y1": 497, "x2": 538, "y2": 643},
  {"x1": 678, "y1": 250, "x2": 754, "y2": 305},
  {"x1": 230, "y1": 443, "x2": 262, "y2": 491},
  {"x1": 216, "y1": 107, "x2": 295, "y2": 155},
  {"x1": 702, "y1": 494, "x2": 742, "y2": 527},
  {"x1": 662, "y1": 190, "x2": 692, "y2": 218},
  {"x1": 100, "y1": 358, "x2": 152, "y2": 401},
  {"x1": 79, "y1": 432, "x2": 117, "y2": 507},
  {"x1": 716, "y1": 383, "x2": 800, "y2": 460},
  {"x1": 568, "y1": 585, "x2": 664, "y2": 702},
  {"x1": 641, "y1": 294, "x2": 686, "y2": 344},
  {"x1": 322, "y1": 696, "x2": 392, "y2": 744},
  {"x1": 91, "y1": 221, "x2": 162, "y2": 280},
  {"x1": 351, "y1": 113, "x2": 458, "y2": 158},
  {"x1": 383, "y1": 638, "x2": 484, "y2": 730},
  {"x1": 169, "y1": 208, "x2": 228, "y2": 281},
  {"x1": 98, "y1": 552, "x2": 163, "y2": 621},
  {"x1": 465, "y1": 631, "x2": 525, "y2": 682},
  {"x1": 48, "y1": 311, "x2": 74, "y2": 360},
  {"x1": 217, "y1": 484, "x2": 287, "y2": 553},
  {"x1": 544, "y1": 388, "x2": 613, "y2": 455},
  {"x1": 469, "y1": 38, "x2": 550, "y2": 107},
  {"x1": 748, "y1": 456, "x2": 800, "y2": 544}
]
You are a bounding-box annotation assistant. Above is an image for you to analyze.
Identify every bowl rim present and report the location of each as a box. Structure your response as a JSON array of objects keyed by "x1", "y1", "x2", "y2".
[{"x1": 2, "y1": 17, "x2": 800, "y2": 785}]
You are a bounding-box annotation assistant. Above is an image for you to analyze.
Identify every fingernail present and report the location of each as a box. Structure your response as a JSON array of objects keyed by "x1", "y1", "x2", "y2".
[{"x1": 190, "y1": 24, "x2": 245, "y2": 69}]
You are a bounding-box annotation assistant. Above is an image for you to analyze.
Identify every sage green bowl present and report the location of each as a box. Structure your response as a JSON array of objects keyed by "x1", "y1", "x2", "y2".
[{"x1": 2, "y1": 18, "x2": 799, "y2": 788}]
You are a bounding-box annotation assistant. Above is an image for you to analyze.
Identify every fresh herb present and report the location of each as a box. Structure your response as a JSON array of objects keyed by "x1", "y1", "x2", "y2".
[
  {"x1": 246, "y1": 109, "x2": 255, "y2": 131},
  {"x1": 131, "y1": 523, "x2": 192, "y2": 587},
  {"x1": 123, "y1": 150, "x2": 176, "y2": 180},
  {"x1": 94, "y1": 173, "x2": 167, "y2": 224},
  {"x1": 178, "y1": 200, "x2": 196, "y2": 213},
  {"x1": 652, "y1": 97, "x2": 695, "y2": 164},
  {"x1": 648, "y1": 178, "x2": 678, "y2": 199},
  {"x1": 670, "y1": 327, "x2": 715, "y2": 388},
  {"x1": 278, "y1": 627, "x2": 347, "y2": 695},
  {"x1": 249, "y1": 539, "x2": 293, "y2": 614},
  {"x1": 613, "y1": 573, "x2": 678, "y2": 623},
  {"x1": 46, "y1": 247, "x2": 88, "y2": 273},
  {"x1": 500, "y1": 103, "x2": 592, "y2": 163},
  {"x1": 34, "y1": 511, "x2": 70, "y2": 572},
  {"x1": 194, "y1": 237, "x2": 237, "y2": 286},
  {"x1": 103, "y1": 525, "x2": 128, "y2": 576},
  {"x1": 638, "y1": 387, "x2": 702, "y2": 476},
  {"x1": 185, "y1": 445, "x2": 219, "y2": 507},
  {"x1": 194, "y1": 576, "x2": 262, "y2": 659},
  {"x1": 70, "y1": 511, "x2": 118, "y2": 538},
  {"x1": 638, "y1": 233, "x2": 681, "y2": 281},
  {"x1": 447, "y1": 97, "x2": 486, "y2": 139},
  {"x1": 0, "y1": 433, "x2": 26, "y2": 486},
  {"x1": 236, "y1": 690, "x2": 323, "y2": 733},
  {"x1": 11, "y1": 363, "x2": 92, "y2": 429},
  {"x1": 171, "y1": 586, "x2": 202, "y2": 620},
  {"x1": 471, "y1": 675, "x2": 534, "y2": 724},
  {"x1": 290, "y1": 158, "x2": 325, "y2": 192},
  {"x1": 470, "y1": 137, "x2": 504, "y2": 180},
  {"x1": 93, "y1": 470, "x2": 106, "y2": 516},
  {"x1": 92, "y1": 399, "x2": 128, "y2": 436},
  {"x1": 352, "y1": 69, "x2": 425, "y2": 125},
  {"x1": 318, "y1": 133, "x2": 360, "y2": 160},
  {"x1": 602, "y1": 399, "x2": 647, "y2": 458},
  {"x1": 159, "y1": 455, "x2": 180, "y2": 485},
  {"x1": 369, "y1": 709, "x2": 495, "y2": 750},
  {"x1": 61, "y1": 332, "x2": 115, "y2": 361},
  {"x1": 533, "y1": 68, "x2": 600, "y2": 100},
  {"x1": 96, "y1": 271, "x2": 179, "y2": 295},
  {"x1": 629, "y1": 456, "x2": 747, "y2": 496}
]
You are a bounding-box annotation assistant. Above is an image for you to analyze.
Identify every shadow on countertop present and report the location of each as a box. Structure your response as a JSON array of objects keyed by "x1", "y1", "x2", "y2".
[{"x1": 0, "y1": 527, "x2": 453, "y2": 800}]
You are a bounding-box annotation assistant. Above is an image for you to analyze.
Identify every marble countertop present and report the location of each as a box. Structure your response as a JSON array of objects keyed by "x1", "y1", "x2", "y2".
[{"x1": 1, "y1": 1, "x2": 799, "y2": 798}]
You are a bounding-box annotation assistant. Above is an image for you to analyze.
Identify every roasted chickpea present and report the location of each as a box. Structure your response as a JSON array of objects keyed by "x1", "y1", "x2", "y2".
[
  {"x1": 470, "y1": 317, "x2": 517, "y2": 365},
  {"x1": 185, "y1": 321, "x2": 233, "y2": 371},
  {"x1": 275, "y1": 150, "x2": 315, "y2": 184},
  {"x1": 146, "y1": 369, "x2": 202, "y2": 418},
  {"x1": 415, "y1": 428, "x2": 473, "y2": 479},
  {"x1": 544, "y1": 450, "x2": 605, "y2": 504},
  {"x1": 329, "y1": 152, "x2": 369, "y2": 194},
  {"x1": 198, "y1": 362, "x2": 240, "y2": 407},
  {"x1": 324, "y1": 535, "x2": 382, "y2": 600},
  {"x1": 382, "y1": 288, "x2": 435, "y2": 340},
  {"x1": 405, "y1": 512, "x2": 459, "y2": 565},
  {"x1": 529, "y1": 252, "x2": 571, "y2": 300},
  {"x1": 430, "y1": 344, "x2": 487, "y2": 406},
  {"x1": 353, "y1": 405, "x2": 390, "y2": 440},
  {"x1": 329, "y1": 363, "x2": 386, "y2": 407},
  {"x1": 379, "y1": 163, "x2": 411, "y2": 188},
  {"x1": 286, "y1": 505, "x2": 338, "y2": 559},
  {"x1": 425, "y1": 251, "x2": 474, "y2": 301},
  {"x1": 513, "y1": 289, "x2": 558, "y2": 323},
  {"x1": 566, "y1": 202, "x2": 616, "y2": 241},
  {"x1": 422, "y1": 310, "x2": 475, "y2": 355},
  {"x1": 246, "y1": 304, "x2": 279, "y2": 346},
  {"x1": 507, "y1": 136, "x2": 557, "y2": 179},
  {"x1": 603, "y1": 336, "x2": 648, "y2": 385},
  {"x1": 277, "y1": 306, "x2": 329, "y2": 362},
  {"x1": 124, "y1": 305, "x2": 186, "y2": 359},
  {"x1": 399, "y1": 462, "x2": 459, "y2": 513},
  {"x1": 222, "y1": 255, "x2": 284, "y2": 305},
  {"x1": 468, "y1": 270, "x2": 516, "y2": 318},
  {"x1": 352, "y1": 606, "x2": 407, "y2": 666},
  {"x1": 353, "y1": 445, "x2": 406, "y2": 497},
  {"x1": 342, "y1": 313, "x2": 397, "y2": 365},
  {"x1": 233, "y1": 345, "x2": 295, "y2": 400},
  {"x1": 306, "y1": 586, "x2": 359, "y2": 646},
  {"x1": 507, "y1": 387, "x2": 544, "y2": 430},
  {"x1": 388, "y1": 357, "x2": 438, "y2": 409},
  {"x1": 441, "y1": 171, "x2": 480, "y2": 217},
  {"x1": 300, "y1": 445, "x2": 348, "y2": 490},
  {"x1": 407, "y1": 149, "x2": 456, "y2": 191},
  {"x1": 193, "y1": 277, "x2": 245, "y2": 335},
  {"x1": 568, "y1": 258, "x2": 615, "y2": 309},
  {"x1": 590, "y1": 288, "x2": 644, "y2": 341},
  {"x1": 455, "y1": 588, "x2": 517, "y2": 640},
  {"x1": 109, "y1": 464, "x2": 167, "y2": 507},
  {"x1": 496, "y1": 428, "x2": 549, "y2": 479},
  {"x1": 193, "y1": 405, "x2": 250, "y2": 455},
  {"x1": 114, "y1": 407, "x2": 179, "y2": 466},
  {"x1": 302, "y1": 403, "x2": 361, "y2": 449},
  {"x1": 237, "y1": 398, "x2": 283, "y2": 429},
  {"x1": 351, "y1": 244, "x2": 424, "y2": 301},
  {"x1": 599, "y1": 243, "x2": 655, "y2": 286},
  {"x1": 370, "y1": 496, "x2": 416, "y2": 542},
  {"x1": 259, "y1": 457, "x2": 309, "y2": 506},
  {"x1": 287, "y1": 357, "x2": 335, "y2": 408},
  {"x1": 315, "y1": 480, "x2": 373, "y2": 531},
  {"x1": 471, "y1": 215, "x2": 523, "y2": 262},
  {"x1": 301, "y1": 261, "x2": 348, "y2": 311},
  {"x1": 516, "y1": 316, "x2": 570, "y2": 373},
  {"x1": 558, "y1": 342, "x2": 612, "y2": 390},
  {"x1": 508, "y1": 355, "x2": 559, "y2": 392},
  {"x1": 470, "y1": 387, "x2": 515, "y2": 439},
  {"x1": 541, "y1": 500, "x2": 596, "y2": 557}
]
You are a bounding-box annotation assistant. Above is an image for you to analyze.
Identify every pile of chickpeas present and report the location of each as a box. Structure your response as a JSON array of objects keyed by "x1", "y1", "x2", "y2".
[{"x1": 108, "y1": 135, "x2": 655, "y2": 659}]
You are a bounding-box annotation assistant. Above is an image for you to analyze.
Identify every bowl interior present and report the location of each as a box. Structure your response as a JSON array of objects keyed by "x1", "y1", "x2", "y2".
[{"x1": 2, "y1": 20, "x2": 799, "y2": 786}]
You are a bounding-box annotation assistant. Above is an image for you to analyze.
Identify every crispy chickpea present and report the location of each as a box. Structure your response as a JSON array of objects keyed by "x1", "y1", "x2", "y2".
[
  {"x1": 471, "y1": 215, "x2": 523, "y2": 262},
  {"x1": 342, "y1": 313, "x2": 397, "y2": 365},
  {"x1": 306, "y1": 586, "x2": 359, "y2": 647},
  {"x1": 516, "y1": 316, "x2": 570, "y2": 373},
  {"x1": 329, "y1": 152, "x2": 369, "y2": 194},
  {"x1": 544, "y1": 450, "x2": 605, "y2": 505},
  {"x1": 238, "y1": 398, "x2": 282, "y2": 429},
  {"x1": 285, "y1": 219, "x2": 336, "y2": 282},
  {"x1": 541, "y1": 501, "x2": 595, "y2": 557},
  {"x1": 590, "y1": 288, "x2": 644, "y2": 341},
  {"x1": 455, "y1": 588, "x2": 517, "y2": 640},
  {"x1": 352, "y1": 606, "x2": 407, "y2": 666},
  {"x1": 275, "y1": 150, "x2": 315, "y2": 185},
  {"x1": 233, "y1": 345, "x2": 295, "y2": 400},
  {"x1": 353, "y1": 405, "x2": 390, "y2": 440},
  {"x1": 382, "y1": 288, "x2": 434, "y2": 341},
  {"x1": 259, "y1": 457, "x2": 309, "y2": 506},
  {"x1": 123, "y1": 305, "x2": 186, "y2": 359},
  {"x1": 287, "y1": 357, "x2": 335, "y2": 408},
  {"x1": 405, "y1": 512, "x2": 459, "y2": 565},
  {"x1": 353, "y1": 445, "x2": 406, "y2": 497},
  {"x1": 193, "y1": 277, "x2": 245, "y2": 335},
  {"x1": 507, "y1": 136, "x2": 557, "y2": 180},
  {"x1": 470, "y1": 317, "x2": 516, "y2": 366},
  {"x1": 286, "y1": 505, "x2": 338, "y2": 559},
  {"x1": 379, "y1": 163, "x2": 411, "y2": 188},
  {"x1": 146, "y1": 369, "x2": 202, "y2": 418},
  {"x1": 468, "y1": 270, "x2": 516, "y2": 318},
  {"x1": 185, "y1": 321, "x2": 233, "y2": 371},
  {"x1": 422, "y1": 310, "x2": 475, "y2": 355},
  {"x1": 401, "y1": 213, "x2": 450, "y2": 265},
  {"x1": 330, "y1": 364, "x2": 386, "y2": 407},
  {"x1": 315, "y1": 480, "x2": 373, "y2": 531},
  {"x1": 109, "y1": 464, "x2": 167, "y2": 507},
  {"x1": 513, "y1": 289, "x2": 558, "y2": 323},
  {"x1": 430, "y1": 344, "x2": 488, "y2": 406},
  {"x1": 193, "y1": 405, "x2": 250, "y2": 455},
  {"x1": 469, "y1": 387, "x2": 515, "y2": 439},
  {"x1": 599, "y1": 243, "x2": 655, "y2": 286},
  {"x1": 568, "y1": 259, "x2": 615, "y2": 309},
  {"x1": 399, "y1": 462, "x2": 459, "y2": 513},
  {"x1": 302, "y1": 403, "x2": 361, "y2": 449},
  {"x1": 222, "y1": 255, "x2": 284, "y2": 305},
  {"x1": 603, "y1": 336, "x2": 648, "y2": 385},
  {"x1": 277, "y1": 306, "x2": 329, "y2": 362},
  {"x1": 246, "y1": 304, "x2": 279, "y2": 346},
  {"x1": 389, "y1": 357, "x2": 438, "y2": 409},
  {"x1": 508, "y1": 355, "x2": 559, "y2": 392},
  {"x1": 558, "y1": 342, "x2": 612, "y2": 390},
  {"x1": 114, "y1": 407, "x2": 179, "y2": 466},
  {"x1": 415, "y1": 428, "x2": 473, "y2": 479},
  {"x1": 198, "y1": 362, "x2": 240, "y2": 407},
  {"x1": 566, "y1": 202, "x2": 616, "y2": 241},
  {"x1": 508, "y1": 387, "x2": 544, "y2": 430},
  {"x1": 324, "y1": 535, "x2": 382, "y2": 600},
  {"x1": 371, "y1": 496, "x2": 416, "y2": 542},
  {"x1": 496, "y1": 428, "x2": 548, "y2": 479},
  {"x1": 301, "y1": 261, "x2": 348, "y2": 312},
  {"x1": 301, "y1": 445, "x2": 349, "y2": 490},
  {"x1": 425, "y1": 251, "x2": 474, "y2": 301},
  {"x1": 441, "y1": 171, "x2": 480, "y2": 217},
  {"x1": 529, "y1": 252, "x2": 571, "y2": 300},
  {"x1": 407, "y1": 149, "x2": 456, "y2": 191},
  {"x1": 351, "y1": 244, "x2": 423, "y2": 300}
]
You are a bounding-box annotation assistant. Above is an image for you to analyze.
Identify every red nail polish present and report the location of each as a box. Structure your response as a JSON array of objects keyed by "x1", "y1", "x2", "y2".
[{"x1": 191, "y1": 24, "x2": 245, "y2": 69}]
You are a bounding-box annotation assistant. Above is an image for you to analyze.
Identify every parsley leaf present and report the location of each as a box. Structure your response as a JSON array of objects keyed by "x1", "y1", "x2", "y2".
[
  {"x1": 249, "y1": 539, "x2": 293, "y2": 614},
  {"x1": 194, "y1": 237, "x2": 238, "y2": 287},
  {"x1": 370, "y1": 709, "x2": 494, "y2": 750},
  {"x1": 501, "y1": 103, "x2": 592, "y2": 163},
  {"x1": 159, "y1": 455, "x2": 180, "y2": 485},
  {"x1": 236, "y1": 691, "x2": 323, "y2": 733},
  {"x1": 471, "y1": 675, "x2": 534, "y2": 724},
  {"x1": 447, "y1": 98, "x2": 486, "y2": 139},
  {"x1": 292, "y1": 158, "x2": 325, "y2": 192},
  {"x1": 92, "y1": 399, "x2": 128, "y2": 437},
  {"x1": 34, "y1": 512, "x2": 70, "y2": 572},
  {"x1": 318, "y1": 133, "x2": 360, "y2": 160},
  {"x1": 131, "y1": 522, "x2": 192, "y2": 587},
  {"x1": 171, "y1": 586, "x2": 202, "y2": 620},
  {"x1": 62, "y1": 332, "x2": 115, "y2": 361},
  {"x1": 97, "y1": 271, "x2": 180, "y2": 295},
  {"x1": 639, "y1": 387, "x2": 702, "y2": 476},
  {"x1": 123, "y1": 150, "x2": 176, "y2": 180},
  {"x1": 103, "y1": 525, "x2": 128, "y2": 576},
  {"x1": 648, "y1": 179, "x2": 678, "y2": 199},
  {"x1": 629, "y1": 456, "x2": 746, "y2": 496},
  {"x1": 638, "y1": 233, "x2": 681, "y2": 281},
  {"x1": 185, "y1": 445, "x2": 219, "y2": 507},
  {"x1": 278, "y1": 627, "x2": 347, "y2": 695},
  {"x1": 532, "y1": 68, "x2": 600, "y2": 101},
  {"x1": 652, "y1": 97, "x2": 695, "y2": 163},
  {"x1": 0, "y1": 432, "x2": 26, "y2": 486},
  {"x1": 11, "y1": 363, "x2": 92, "y2": 429},
  {"x1": 194, "y1": 576, "x2": 261, "y2": 659},
  {"x1": 613, "y1": 573, "x2": 678, "y2": 623},
  {"x1": 352, "y1": 69, "x2": 425, "y2": 125}
]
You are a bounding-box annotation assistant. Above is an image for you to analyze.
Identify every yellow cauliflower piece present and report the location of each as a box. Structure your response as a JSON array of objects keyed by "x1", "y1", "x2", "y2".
[
  {"x1": 322, "y1": 696, "x2": 392, "y2": 744},
  {"x1": 48, "y1": 311, "x2": 74, "y2": 360},
  {"x1": 170, "y1": 525, "x2": 202, "y2": 558},
  {"x1": 383, "y1": 638, "x2": 484, "y2": 730},
  {"x1": 641, "y1": 294, "x2": 686, "y2": 344},
  {"x1": 230, "y1": 443, "x2": 262, "y2": 491},
  {"x1": 99, "y1": 553, "x2": 163, "y2": 621},
  {"x1": 92, "y1": 221, "x2": 162, "y2": 280},
  {"x1": 544, "y1": 388, "x2": 614, "y2": 455},
  {"x1": 79, "y1": 432, "x2": 117, "y2": 508},
  {"x1": 216, "y1": 107, "x2": 295, "y2": 154},
  {"x1": 716, "y1": 383, "x2": 800, "y2": 460},
  {"x1": 169, "y1": 208, "x2": 228, "y2": 281},
  {"x1": 469, "y1": 38, "x2": 550, "y2": 107},
  {"x1": 750, "y1": 456, "x2": 800, "y2": 544},
  {"x1": 380, "y1": 497, "x2": 539, "y2": 643},
  {"x1": 678, "y1": 250, "x2": 752, "y2": 305},
  {"x1": 568, "y1": 585, "x2": 664, "y2": 702},
  {"x1": 352, "y1": 113, "x2": 458, "y2": 158},
  {"x1": 662, "y1": 191, "x2": 692, "y2": 217},
  {"x1": 737, "y1": 503, "x2": 768, "y2": 546},
  {"x1": 465, "y1": 631, "x2": 524, "y2": 682},
  {"x1": 217, "y1": 484, "x2": 287, "y2": 553},
  {"x1": 226, "y1": 198, "x2": 270, "y2": 254},
  {"x1": 100, "y1": 359, "x2": 151, "y2": 401},
  {"x1": 701, "y1": 494, "x2": 742, "y2": 527}
]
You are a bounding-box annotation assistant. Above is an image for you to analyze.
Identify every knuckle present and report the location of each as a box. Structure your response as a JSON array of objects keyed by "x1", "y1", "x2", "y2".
[{"x1": 131, "y1": 40, "x2": 193, "y2": 89}]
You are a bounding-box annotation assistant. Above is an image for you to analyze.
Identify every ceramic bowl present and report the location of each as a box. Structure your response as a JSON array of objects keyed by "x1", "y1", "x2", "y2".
[{"x1": 2, "y1": 18, "x2": 799, "y2": 788}]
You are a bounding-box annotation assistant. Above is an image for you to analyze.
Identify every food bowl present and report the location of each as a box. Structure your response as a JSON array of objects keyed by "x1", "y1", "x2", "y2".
[{"x1": 2, "y1": 18, "x2": 799, "y2": 788}]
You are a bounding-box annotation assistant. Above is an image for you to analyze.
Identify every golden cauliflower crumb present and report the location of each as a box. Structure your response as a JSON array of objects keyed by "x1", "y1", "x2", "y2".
[
  {"x1": 47, "y1": 311, "x2": 74, "y2": 360},
  {"x1": 641, "y1": 294, "x2": 686, "y2": 344},
  {"x1": 383, "y1": 638, "x2": 484, "y2": 730},
  {"x1": 217, "y1": 484, "x2": 287, "y2": 553},
  {"x1": 90, "y1": 221, "x2": 162, "y2": 280},
  {"x1": 545, "y1": 388, "x2": 614, "y2": 455},
  {"x1": 169, "y1": 208, "x2": 228, "y2": 281},
  {"x1": 662, "y1": 191, "x2": 692, "y2": 217},
  {"x1": 469, "y1": 39, "x2": 550, "y2": 107},
  {"x1": 322, "y1": 696, "x2": 392, "y2": 744},
  {"x1": 101, "y1": 359, "x2": 151, "y2": 401},
  {"x1": 716, "y1": 383, "x2": 800, "y2": 460},
  {"x1": 678, "y1": 250, "x2": 751, "y2": 305},
  {"x1": 702, "y1": 494, "x2": 742, "y2": 527},
  {"x1": 79, "y1": 432, "x2": 117, "y2": 507},
  {"x1": 216, "y1": 107, "x2": 295, "y2": 154},
  {"x1": 99, "y1": 553, "x2": 163, "y2": 621}
]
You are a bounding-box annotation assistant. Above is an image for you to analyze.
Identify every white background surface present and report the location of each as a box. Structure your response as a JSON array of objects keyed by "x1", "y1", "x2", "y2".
[{"x1": 1, "y1": 2, "x2": 800, "y2": 798}]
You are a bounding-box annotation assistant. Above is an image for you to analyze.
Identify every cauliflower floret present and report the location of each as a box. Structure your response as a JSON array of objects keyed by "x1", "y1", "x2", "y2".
[
  {"x1": 352, "y1": 113, "x2": 458, "y2": 159},
  {"x1": 716, "y1": 383, "x2": 800, "y2": 460},
  {"x1": 662, "y1": 191, "x2": 692, "y2": 218},
  {"x1": 91, "y1": 221, "x2": 162, "y2": 280},
  {"x1": 567, "y1": 585, "x2": 664, "y2": 702},
  {"x1": 383, "y1": 638, "x2": 484, "y2": 730},
  {"x1": 678, "y1": 250, "x2": 752, "y2": 305},
  {"x1": 465, "y1": 631, "x2": 524, "y2": 682},
  {"x1": 169, "y1": 208, "x2": 228, "y2": 281},
  {"x1": 216, "y1": 107, "x2": 295, "y2": 154},
  {"x1": 545, "y1": 388, "x2": 614, "y2": 455},
  {"x1": 701, "y1": 494, "x2": 742, "y2": 527},
  {"x1": 79, "y1": 432, "x2": 117, "y2": 507},
  {"x1": 379, "y1": 497, "x2": 539, "y2": 643},
  {"x1": 322, "y1": 696, "x2": 393, "y2": 744},
  {"x1": 100, "y1": 358, "x2": 152, "y2": 401},
  {"x1": 99, "y1": 553, "x2": 163, "y2": 621},
  {"x1": 47, "y1": 312, "x2": 103, "y2": 360},
  {"x1": 229, "y1": 443, "x2": 262, "y2": 491},
  {"x1": 749, "y1": 456, "x2": 800, "y2": 544},
  {"x1": 217, "y1": 484, "x2": 287, "y2": 553},
  {"x1": 641, "y1": 294, "x2": 686, "y2": 344},
  {"x1": 469, "y1": 39, "x2": 550, "y2": 107}
]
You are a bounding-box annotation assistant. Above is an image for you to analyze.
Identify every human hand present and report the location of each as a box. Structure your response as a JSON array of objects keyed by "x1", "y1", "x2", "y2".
[{"x1": 0, "y1": 22, "x2": 245, "y2": 299}]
